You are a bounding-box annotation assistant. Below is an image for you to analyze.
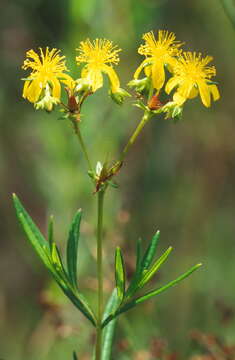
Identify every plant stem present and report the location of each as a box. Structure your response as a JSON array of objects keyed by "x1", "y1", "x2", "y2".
[
  {"x1": 120, "y1": 111, "x2": 152, "y2": 162},
  {"x1": 95, "y1": 189, "x2": 105, "y2": 360},
  {"x1": 120, "y1": 84, "x2": 154, "y2": 162},
  {"x1": 72, "y1": 121, "x2": 93, "y2": 173}
]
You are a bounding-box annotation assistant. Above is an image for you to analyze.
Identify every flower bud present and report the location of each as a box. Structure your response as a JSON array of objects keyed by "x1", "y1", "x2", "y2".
[
  {"x1": 110, "y1": 88, "x2": 131, "y2": 105},
  {"x1": 128, "y1": 77, "x2": 150, "y2": 94},
  {"x1": 160, "y1": 101, "x2": 183, "y2": 120}
]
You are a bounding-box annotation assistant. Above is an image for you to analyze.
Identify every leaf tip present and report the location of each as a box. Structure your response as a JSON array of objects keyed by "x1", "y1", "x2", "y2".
[{"x1": 12, "y1": 193, "x2": 18, "y2": 201}]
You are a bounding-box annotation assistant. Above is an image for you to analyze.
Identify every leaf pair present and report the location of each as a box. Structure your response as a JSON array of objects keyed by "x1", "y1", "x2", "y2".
[
  {"x1": 102, "y1": 231, "x2": 201, "y2": 328},
  {"x1": 13, "y1": 194, "x2": 96, "y2": 326}
]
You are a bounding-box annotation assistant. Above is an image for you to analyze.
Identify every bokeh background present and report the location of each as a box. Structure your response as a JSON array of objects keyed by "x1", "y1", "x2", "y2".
[{"x1": 1, "y1": 0, "x2": 235, "y2": 359}]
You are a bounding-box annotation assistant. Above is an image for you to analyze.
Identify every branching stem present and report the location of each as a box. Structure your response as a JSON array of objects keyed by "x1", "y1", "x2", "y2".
[
  {"x1": 120, "y1": 111, "x2": 152, "y2": 162},
  {"x1": 72, "y1": 120, "x2": 93, "y2": 173}
]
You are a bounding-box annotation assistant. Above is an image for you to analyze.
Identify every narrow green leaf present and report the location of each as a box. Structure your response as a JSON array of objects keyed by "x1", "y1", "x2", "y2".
[
  {"x1": 51, "y1": 242, "x2": 70, "y2": 283},
  {"x1": 126, "y1": 233, "x2": 160, "y2": 299},
  {"x1": 13, "y1": 194, "x2": 50, "y2": 250},
  {"x1": 118, "y1": 263, "x2": 202, "y2": 315},
  {"x1": 53, "y1": 274, "x2": 96, "y2": 326},
  {"x1": 138, "y1": 246, "x2": 173, "y2": 288},
  {"x1": 13, "y1": 194, "x2": 53, "y2": 271},
  {"x1": 101, "y1": 289, "x2": 119, "y2": 360},
  {"x1": 141, "y1": 230, "x2": 160, "y2": 270},
  {"x1": 52, "y1": 243, "x2": 62, "y2": 268},
  {"x1": 125, "y1": 238, "x2": 142, "y2": 298},
  {"x1": 67, "y1": 209, "x2": 82, "y2": 289},
  {"x1": 13, "y1": 195, "x2": 96, "y2": 327},
  {"x1": 48, "y1": 215, "x2": 54, "y2": 253},
  {"x1": 115, "y1": 247, "x2": 125, "y2": 301}
]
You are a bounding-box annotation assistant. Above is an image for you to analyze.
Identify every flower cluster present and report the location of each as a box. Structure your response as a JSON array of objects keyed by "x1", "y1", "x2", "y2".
[
  {"x1": 21, "y1": 30, "x2": 219, "y2": 119},
  {"x1": 130, "y1": 30, "x2": 220, "y2": 119}
]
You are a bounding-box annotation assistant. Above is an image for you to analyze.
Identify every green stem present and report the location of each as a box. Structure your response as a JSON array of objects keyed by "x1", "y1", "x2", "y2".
[
  {"x1": 95, "y1": 189, "x2": 105, "y2": 360},
  {"x1": 120, "y1": 111, "x2": 152, "y2": 162},
  {"x1": 120, "y1": 83, "x2": 154, "y2": 162},
  {"x1": 72, "y1": 121, "x2": 93, "y2": 173}
]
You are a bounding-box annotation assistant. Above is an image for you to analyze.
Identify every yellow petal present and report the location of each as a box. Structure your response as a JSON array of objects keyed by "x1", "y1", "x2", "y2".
[
  {"x1": 22, "y1": 80, "x2": 31, "y2": 99},
  {"x1": 173, "y1": 92, "x2": 186, "y2": 106},
  {"x1": 198, "y1": 81, "x2": 211, "y2": 107},
  {"x1": 151, "y1": 60, "x2": 165, "y2": 90},
  {"x1": 81, "y1": 65, "x2": 89, "y2": 78},
  {"x1": 26, "y1": 78, "x2": 43, "y2": 103},
  {"x1": 188, "y1": 86, "x2": 198, "y2": 99},
  {"x1": 102, "y1": 64, "x2": 120, "y2": 93},
  {"x1": 144, "y1": 65, "x2": 151, "y2": 77},
  {"x1": 165, "y1": 76, "x2": 180, "y2": 94},
  {"x1": 87, "y1": 68, "x2": 103, "y2": 92},
  {"x1": 210, "y1": 84, "x2": 220, "y2": 101},
  {"x1": 60, "y1": 74, "x2": 75, "y2": 90},
  {"x1": 50, "y1": 76, "x2": 61, "y2": 99},
  {"x1": 178, "y1": 81, "x2": 194, "y2": 99},
  {"x1": 167, "y1": 57, "x2": 179, "y2": 74},
  {"x1": 134, "y1": 58, "x2": 151, "y2": 79}
]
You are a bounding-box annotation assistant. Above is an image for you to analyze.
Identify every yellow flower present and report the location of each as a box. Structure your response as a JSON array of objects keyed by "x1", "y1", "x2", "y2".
[
  {"x1": 165, "y1": 52, "x2": 220, "y2": 107},
  {"x1": 134, "y1": 30, "x2": 182, "y2": 91},
  {"x1": 22, "y1": 47, "x2": 73, "y2": 106},
  {"x1": 76, "y1": 38, "x2": 121, "y2": 93}
]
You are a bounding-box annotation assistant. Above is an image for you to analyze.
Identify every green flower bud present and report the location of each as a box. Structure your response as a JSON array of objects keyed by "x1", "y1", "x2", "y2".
[
  {"x1": 128, "y1": 77, "x2": 150, "y2": 94},
  {"x1": 160, "y1": 101, "x2": 183, "y2": 120},
  {"x1": 110, "y1": 88, "x2": 131, "y2": 105}
]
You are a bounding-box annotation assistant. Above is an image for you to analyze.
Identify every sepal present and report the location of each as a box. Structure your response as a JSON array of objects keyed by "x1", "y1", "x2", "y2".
[
  {"x1": 109, "y1": 88, "x2": 131, "y2": 105},
  {"x1": 128, "y1": 77, "x2": 150, "y2": 95}
]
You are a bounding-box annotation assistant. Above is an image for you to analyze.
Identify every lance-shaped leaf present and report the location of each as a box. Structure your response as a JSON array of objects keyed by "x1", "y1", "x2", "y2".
[
  {"x1": 126, "y1": 232, "x2": 160, "y2": 298},
  {"x1": 102, "y1": 263, "x2": 201, "y2": 328},
  {"x1": 59, "y1": 282, "x2": 96, "y2": 326},
  {"x1": 115, "y1": 247, "x2": 126, "y2": 301},
  {"x1": 117, "y1": 263, "x2": 202, "y2": 316},
  {"x1": 13, "y1": 194, "x2": 96, "y2": 326},
  {"x1": 125, "y1": 238, "x2": 142, "y2": 298},
  {"x1": 101, "y1": 289, "x2": 119, "y2": 360},
  {"x1": 51, "y1": 242, "x2": 70, "y2": 282},
  {"x1": 141, "y1": 230, "x2": 160, "y2": 271},
  {"x1": 48, "y1": 215, "x2": 54, "y2": 253},
  {"x1": 66, "y1": 209, "x2": 82, "y2": 289},
  {"x1": 13, "y1": 194, "x2": 52, "y2": 270},
  {"x1": 137, "y1": 246, "x2": 172, "y2": 289}
]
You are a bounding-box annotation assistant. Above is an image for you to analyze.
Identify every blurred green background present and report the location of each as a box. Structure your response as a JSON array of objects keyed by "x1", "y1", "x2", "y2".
[{"x1": 1, "y1": 0, "x2": 235, "y2": 359}]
